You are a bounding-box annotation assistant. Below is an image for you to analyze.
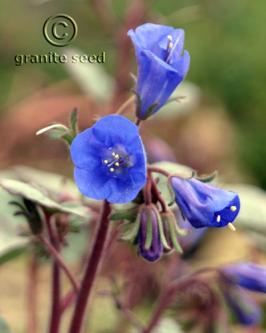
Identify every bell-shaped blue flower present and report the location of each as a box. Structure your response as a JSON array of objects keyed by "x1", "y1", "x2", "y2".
[
  {"x1": 221, "y1": 284, "x2": 262, "y2": 326},
  {"x1": 70, "y1": 115, "x2": 147, "y2": 204},
  {"x1": 170, "y1": 177, "x2": 240, "y2": 228},
  {"x1": 221, "y1": 263, "x2": 266, "y2": 293},
  {"x1": 128, "y1": 23, "x2": 190, "y2": 120}
]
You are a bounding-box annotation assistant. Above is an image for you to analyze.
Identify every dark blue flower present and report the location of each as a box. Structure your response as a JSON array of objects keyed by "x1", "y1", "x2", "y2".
[
  {"x1": 221, "y1": 263, "x2": 266, "y2": 293},
  {"x1": 221, "y1": 284, "x2": 262, "y2": 326},
  {"x1": 137, "y1": 204, "x2": 163, "y2": 262},
  {"x1": 170, "y1": 177, "x2": 240, "y2": 228},
  {"x1": 128, "y1": 23, "x2": 190, "y2": 120},
  {"x1": 70, "y1": 115, "x2": 147, "y2": 204}
]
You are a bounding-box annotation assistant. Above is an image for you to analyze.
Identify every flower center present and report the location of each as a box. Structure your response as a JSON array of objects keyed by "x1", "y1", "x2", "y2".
[{"x1": 102, "y1": 148, "x2": 132, "y2": 174}]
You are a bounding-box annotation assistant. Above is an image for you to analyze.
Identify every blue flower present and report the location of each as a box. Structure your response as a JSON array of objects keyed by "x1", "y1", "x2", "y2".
[
  {"x1": 70, "y1": 115, "x2": 147, "y2": 204},
  {"x1": 221, "y1": 284, "x2": 262, "y2": 326},
  {"x1": 128, "y1": 23, "x2": 190, "y2": 120},
  {"x1": 221, "y1": 263, "x2": 266, "y2": 293},
  {"x1": 170, "y1": 177, "x2": 240, "y2": 228},
  {"x1": 137, "y1": 204, "x2": 163, "y2": 262}
]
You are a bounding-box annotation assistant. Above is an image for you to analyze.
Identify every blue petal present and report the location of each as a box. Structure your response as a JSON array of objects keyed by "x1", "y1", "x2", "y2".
[
  {"x1": 136, "y1": 50, "x2": 183, "y2": 118},
  {"x1": 222, "y1": 285, "x2": 262, "y2": 326},
  {"x1": 170, "y1": 177, "x2": 240, "y2": 228},
  {"x1": 74, "y1": 167, "x2": 111, "y2": 200},
  {"x1": 70, "y1": 128, "x2": 103, "y2": 169},
  {"x1": 222, "y1": 263, "x2": 266, "y2": 293},
  {"x1": 128, "y1": 23, "x2": 177, "y2": 59}
]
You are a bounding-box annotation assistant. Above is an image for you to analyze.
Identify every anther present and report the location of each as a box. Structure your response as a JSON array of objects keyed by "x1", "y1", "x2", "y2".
[
  {"x1": 115, "y1": 162, "x2": 119, "y2": 167},
  {"x1": 230, "y1": 206, "x2": 237, "y2": 212},
  {"x1": 167, "y1": 35, "x2": 173, "y2": 49},
  {"x1": 110, "y1": 168, "x2": 115, "y2": 172},
  {"x1": 104, "y1": 160, "x2": 108, "y2": 164},
  {"x1": 227, "y1": 223, "x2": 236, "y2": 232},
  {"x1": 112, "y1": 152, "x2": 116, "y2": 157},
  {"x1": 216, "y1": 215, "x2": 221, "y2": 223},
  {"x1": 115, "y1": 154, "x2": 119, "y2": 159}
]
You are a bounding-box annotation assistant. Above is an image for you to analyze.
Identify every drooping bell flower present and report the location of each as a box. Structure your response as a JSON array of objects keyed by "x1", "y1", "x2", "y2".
[
  {"x1": 221, "y1": 263, "x2": 266, "y2": 293},
  {"x1": 221, "y1": 283, "x2": 262, "y2": 326},
  {"x1": 70, "y1": 115, "x2": 146, "y2": 204},
  {"x1": 170, "y1": 177, "x2": 240, "y2": 228},
  {"x1": 128, "y1": 23, "x2": 190, "y2": 120}
]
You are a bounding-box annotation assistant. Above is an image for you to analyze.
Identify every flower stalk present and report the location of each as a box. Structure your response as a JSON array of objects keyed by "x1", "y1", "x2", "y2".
[{"x1": 68, "y1": 200, "x2": 111, "y2": 333}]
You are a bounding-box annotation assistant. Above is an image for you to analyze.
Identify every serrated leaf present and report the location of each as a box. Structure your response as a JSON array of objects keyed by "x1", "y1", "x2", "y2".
[{"x1": 0, "y1": 179, "x2": 88, "y2": 218}]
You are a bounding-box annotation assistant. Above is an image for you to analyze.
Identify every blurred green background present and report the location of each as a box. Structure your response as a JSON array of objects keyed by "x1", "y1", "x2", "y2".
[{"x1": 1, "y1": 0, "x2": 266, "y2": 187}]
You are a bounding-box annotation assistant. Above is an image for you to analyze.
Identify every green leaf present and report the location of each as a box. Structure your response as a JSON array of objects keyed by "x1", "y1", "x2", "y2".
[
  {"x1": 70, "y1": 108, "x2": 79, "y2": 136},
  {"x1": 0, "y1": 316, "x2": 13, "y2": 333},
  {"x1": 0, "y1": 189, "x2": 29, "y2": 265},
  {"x1": 0, "y1": 179, "x2": 88, "y2": 218},
  {"x1": 36, "y1": 123, "x2": 69, "y2": 138},
  {"x1": 110, "y1": 204, "x2": 138, "y2": 221}
]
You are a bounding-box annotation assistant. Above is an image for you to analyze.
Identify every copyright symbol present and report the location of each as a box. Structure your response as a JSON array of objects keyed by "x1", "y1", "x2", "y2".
[{"x1": 43, "y1": 14, "x2": 77, "y2": 47}]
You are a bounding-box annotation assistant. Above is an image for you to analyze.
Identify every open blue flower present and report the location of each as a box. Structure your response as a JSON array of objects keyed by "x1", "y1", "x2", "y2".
[
  {"x1": 70, "y1": 115, "x2": 147, "y2": 204},
  {"x1": 170, "y1": 177, "x2": 240, "y2": 228},
  {"x1": 221, "y1": 263, "x2": 266, "y2": 293},
  {"x1": 128, "y1": 23, "x2": 190, "y2": 119}
]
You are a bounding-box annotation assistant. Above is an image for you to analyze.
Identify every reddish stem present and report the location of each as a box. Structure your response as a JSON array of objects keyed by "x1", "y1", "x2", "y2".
[
  {"x1": 27, "y1": 254, "x2": 38, "y2": 333},
  {"x1": 46, "y1": 217, "x2": 61, "y2": 333},
  {"x1": 68, "y1": 200, "x2": 111, "y2": 333},
  {"x1": 148, "y1": 166, "x2": 170, "y2": 178},
  {"x1": 38, "y1": 234, "x2": 79, "y2": 293}
]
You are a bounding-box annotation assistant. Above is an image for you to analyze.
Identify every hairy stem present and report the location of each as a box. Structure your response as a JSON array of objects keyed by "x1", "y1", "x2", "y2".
[{"x1": 68, "y1": 200, "x2": 111, "y2": 333}]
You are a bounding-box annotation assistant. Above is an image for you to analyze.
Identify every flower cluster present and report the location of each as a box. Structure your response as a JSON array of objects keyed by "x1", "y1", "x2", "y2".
[{"x1": 69, "y1": 23, "x2": 241, "y2": 263}]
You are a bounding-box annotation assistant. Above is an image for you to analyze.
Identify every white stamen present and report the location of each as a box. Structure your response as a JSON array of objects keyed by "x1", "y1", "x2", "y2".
[
  {"x1": 112, "y1": 152, "x2": 116, "y2": 157},
  {"x1": 115, "y1": 154, "x2": 119, "y2": 159},
  {"x1": 104, "y1": 159, "x2": 108, "y2": 164},
  {"x1": 228, "y1": 223, "x2": 236, "y2": 232},
  {"x1": 115, "y1": 162, "x2": 119, "y2": 167},
  {"x1": 216, "y1": 215, "x2": 221, "y2": 223},
  {"x1": 167, "y1": 35, "x2": 173, "y2": 49},
  {"x1": 110, "y1": 167, "x2": 115, "y2": 172},
  {"x1": 230, "y1": 205, "x2": 237, "y2": 212}
]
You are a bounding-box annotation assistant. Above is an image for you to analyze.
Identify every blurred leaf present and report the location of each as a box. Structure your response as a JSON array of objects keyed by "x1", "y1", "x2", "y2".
[
  {"x1": 111, "y1": 203, "x2": 138, "y2": 221},
  {"x1": 0, "y1": 316, "x2": 13, "y2": 333},
  {"x1": 64, "y1": 47, "x2": 114, "y2": 101},
  {"x1": 1, "y1": 166, "x2": 79, "y2": 196},
  {"x1": 0, "y1": 179, "x2": 88, "y2": 218},
  {"x1": 0, "y1": 188, "x2": 29, "y2": 265},
  {"x1": 131, "y1": 318, "x2": 184, "y2": 333},
  {"x1": 227, "y1": 184, "x2": 266, "y2": 233}
]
